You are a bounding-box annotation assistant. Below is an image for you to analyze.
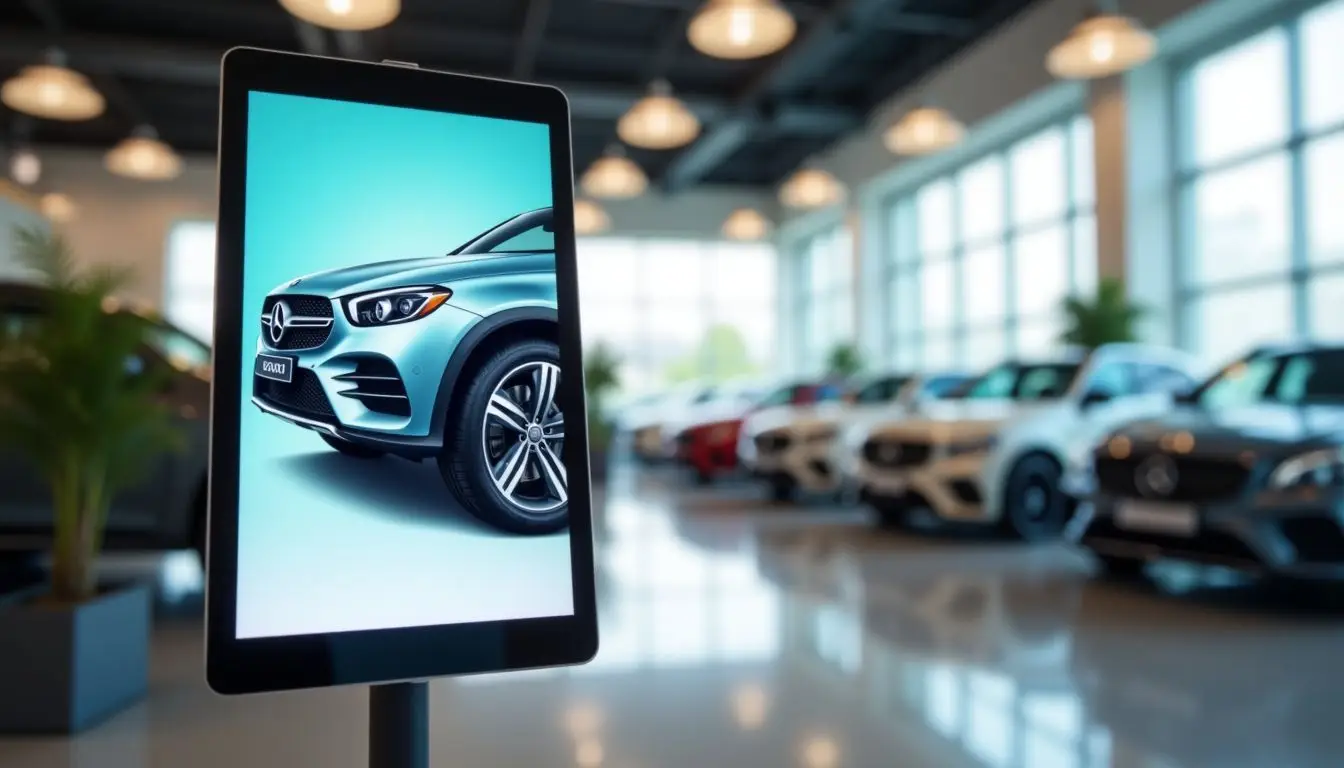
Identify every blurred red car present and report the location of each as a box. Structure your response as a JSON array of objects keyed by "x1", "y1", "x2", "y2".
[{"x1": 675, "y1": 380, "x2": 845, "y2": 484}]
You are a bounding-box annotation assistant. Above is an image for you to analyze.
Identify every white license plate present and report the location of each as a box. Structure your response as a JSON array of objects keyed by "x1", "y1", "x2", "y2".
[{"x1": 1115, "y1": 501, "x2": 1198, "y2": 536}]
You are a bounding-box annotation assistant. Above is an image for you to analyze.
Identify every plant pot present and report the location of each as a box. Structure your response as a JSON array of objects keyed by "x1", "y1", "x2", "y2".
[{"x1": 0, "y1": 581, "x2": 150, "y2": 734}]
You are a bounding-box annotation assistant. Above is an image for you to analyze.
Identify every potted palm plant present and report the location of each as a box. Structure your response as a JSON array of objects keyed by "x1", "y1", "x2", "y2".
[
  {"x1": 1059, "y1": 277, "x2": 1145, "y2": 349},
  {"x1": 0, "y1": 227, "x2": 183, "y2": 733},
  {"x1": 825, "y1": 342, "x2": 863, "y2": 382},
  {"x1": 583, "y1": 344, "x2": 621, "y2": 483}
]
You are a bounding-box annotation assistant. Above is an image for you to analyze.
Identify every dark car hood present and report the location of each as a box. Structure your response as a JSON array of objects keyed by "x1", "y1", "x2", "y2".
[
  {"x1": 1111, "y1": 404, "x2": 1344, "y2": 453},
  {"x1": 270, "y1": 251, "x2": 554, "y2": 297}
]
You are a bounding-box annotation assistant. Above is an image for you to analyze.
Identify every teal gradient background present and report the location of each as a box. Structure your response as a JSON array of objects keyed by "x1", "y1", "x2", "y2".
[{"x1": 235, "y1": 91, "x2": 573, "y2": 639}]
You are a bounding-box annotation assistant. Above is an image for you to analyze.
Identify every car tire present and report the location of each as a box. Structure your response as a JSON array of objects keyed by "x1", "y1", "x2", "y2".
[
  {"x1": 1000, "y1": 453, "x2": 1070, "y2": 541},
  {"x1": 321, "y1": 433, "x2": 385, "y2": 459},
  {"x1": 694, "y1": 467, "x2": 714, "y2": 486},
  {"x1": 872, "y1": 498, "x2": 911, "y2": 529},
  {"x1": 439, "y1": 338, "x2": 569, "y2": 535},
  {"x1": 767, "y1": 475, "x2": 795, "y2": 504},
  {"x1": 1094, "y1": 552, "x2": 1146, "y2": 579}
]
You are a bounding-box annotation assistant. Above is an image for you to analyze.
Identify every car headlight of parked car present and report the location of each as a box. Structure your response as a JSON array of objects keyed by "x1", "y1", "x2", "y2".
[
  {"x1": 343, "y1": 285, "x2": 452, "y2": 327},
  {"x1": 1269, "y1": 447, "x2": 1344, "y2": 489},
  {"x1": 945, "y1": 435, "x2": 998, "y2": 457}
]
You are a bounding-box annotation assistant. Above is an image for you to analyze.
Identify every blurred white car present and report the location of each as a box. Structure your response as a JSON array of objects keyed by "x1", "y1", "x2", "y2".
[
  {"x1": 624, "y1": 382, "x2": 717, "y2": 462},
  {"x1": 661, "y1": 378, "x2": 773, "y2": 461},
  {"x1": 740, "y1": 373, "x2": 969, "y2": 501},
  {"x1": 856, "y1": 344, "x2": 1200, "y2": 540}
]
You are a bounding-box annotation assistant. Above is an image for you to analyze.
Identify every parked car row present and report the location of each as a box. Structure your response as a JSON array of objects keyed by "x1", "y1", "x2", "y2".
[{"x1": 639, "y1": 340, "x2": 1344, "y2": 585}]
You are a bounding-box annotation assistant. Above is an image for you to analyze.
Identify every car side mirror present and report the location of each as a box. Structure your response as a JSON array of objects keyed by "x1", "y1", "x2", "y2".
[{"x1": 1080, "y1": 389, "x2": 1112, "y2": 408}]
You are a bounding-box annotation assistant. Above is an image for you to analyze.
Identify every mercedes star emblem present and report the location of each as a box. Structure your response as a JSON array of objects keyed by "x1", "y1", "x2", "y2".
[
  {"x1": 1136, "y1": 454, "x2": 1178, "y2": 497},
  {"x1": 879, "y1": 444, "x2": 901, "y2": 462},
  {"x1": 268, "y1": 300, "x2": 289, "y2": 345}
]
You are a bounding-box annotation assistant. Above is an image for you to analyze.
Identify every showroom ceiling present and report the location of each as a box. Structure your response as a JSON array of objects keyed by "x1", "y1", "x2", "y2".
[{"x1": 0, "y1": 0, "x2": 1041, "y2": 188}]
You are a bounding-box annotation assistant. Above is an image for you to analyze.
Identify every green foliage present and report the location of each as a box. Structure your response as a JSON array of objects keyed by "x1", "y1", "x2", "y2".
[
  {"x1": 0, "y1": 227, "x2": 184, "y2": 602},
  {"x1": 825, "y1": 343, "x2": 863, "y2": 378},
  {"x1": 662, "y1": 323, "x2": 759, "y2": 384},
  {"x1": 1059, "y1": 278, "x2": 1146, "y2": 350},
  {"x1": 583, "y1": 343, "x2": 621, "y2": 451}
]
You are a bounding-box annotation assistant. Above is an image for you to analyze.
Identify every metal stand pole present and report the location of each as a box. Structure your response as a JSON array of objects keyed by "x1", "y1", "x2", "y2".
[{"x1": 368, "y1": 682, "x2": 429, "y2": 768}]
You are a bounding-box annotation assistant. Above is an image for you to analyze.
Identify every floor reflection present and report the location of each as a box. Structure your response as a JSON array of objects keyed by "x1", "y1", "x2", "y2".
[{"x1": 8, "y1": 462, "x2": 1344, "y2": 768}]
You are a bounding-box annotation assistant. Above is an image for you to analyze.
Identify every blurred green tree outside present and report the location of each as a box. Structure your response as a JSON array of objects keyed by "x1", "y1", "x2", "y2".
[{"x1": 662, "y1": 323, "x2": 759, "y2": 384}]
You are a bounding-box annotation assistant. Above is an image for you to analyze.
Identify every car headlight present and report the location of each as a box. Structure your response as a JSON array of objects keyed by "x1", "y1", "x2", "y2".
[
  {"x1": 1269, "y1": 447, "x2": 1344, "y2": 489},
  {"x1": 946, "y1": 435, "x2": 997, "y2": 457},
  {"x1": 343, "y1": 286, "x2": 452, "y2": 327}
]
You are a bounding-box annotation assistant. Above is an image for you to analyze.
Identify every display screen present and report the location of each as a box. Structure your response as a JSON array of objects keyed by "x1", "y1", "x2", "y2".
[{"x1": 236, "y1": 91, "x2": 572, "y2": 639}]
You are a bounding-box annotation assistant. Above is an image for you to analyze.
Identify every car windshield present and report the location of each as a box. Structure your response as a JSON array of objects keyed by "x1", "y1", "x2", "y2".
[
  {"x1": 450, "y1": 209, "x2": 554, "y2": 255},
  {"x1": 1196, "y1": 348, "x2": 1344, "y2": 407},
  {"x1": 854, "y1": 376, "x2": 910, "y2": 404},
  {"x1": 956, "y1": 363, "x2": 1081, "y2": 401}
]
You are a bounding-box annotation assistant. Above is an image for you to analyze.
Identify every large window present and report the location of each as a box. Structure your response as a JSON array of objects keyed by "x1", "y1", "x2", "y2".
[
  {"x1": 1177, "y1": 0, "x2": 1344, "y2": 365},
  {"x1": 882, "y1": 116, "x2": 1095, "y2": 371},
  {"x1": 164, "y1": 220, "x2": 217, "y2": 343},
  {"x1": 793, "y1": 224, "x2": 855, "y2": 372},
  {"x1": 576, "y1": 238, "x2": 777, "y2": 396}
]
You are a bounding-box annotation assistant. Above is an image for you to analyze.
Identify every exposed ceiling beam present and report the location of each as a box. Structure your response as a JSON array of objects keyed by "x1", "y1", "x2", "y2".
[
  {"x1": 0, "y1": 28, "x2": 747, "y2": 122},
  {"x1": 662, "y1": 0, "x2": 903, "y2": 189},
  {"x1": 513, "y1": 0, "x2": 554, "y2": 80},
  {"x1": 21, "y1": 0, "x2": 63, "y2": 34}
]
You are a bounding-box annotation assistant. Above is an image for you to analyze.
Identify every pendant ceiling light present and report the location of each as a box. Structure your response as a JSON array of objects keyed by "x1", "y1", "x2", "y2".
[
  {"x1": 1047, "y1": 8, "x2": 1157, "y2": 80},
  {"x1": 105, "y1": 127, "x2": 182, "y2": 181},
  {"x1": 580, "y1": 146, "x2": 647, "y2": 200},
  {"x1": 779, "y1": 167, "x2": 845, "y2": 209},
  {"x1": 573, "y1": 199, "x2": 611, "y2": 235},
  {"x1": 39, "y1": 192, "x2": 76, "y2": 223},
  {"x1": 278, "y1": 0, "x2": 400, "y2": 30},
  {"x1": 9, "y1": 148, "x2": 41, "y2": 186},
  {"x1": 1, "y1": 58, "x2": 105, "y2": 122},
  {"x1": 617, "y1": 80, "x2": 701, "y2": 150},
  {"x1": 722, "y1": 208, "x2": 771, "y2": 240},
  {"x1": 884, "y1": 106, "x2": 965, "y2": 156},
  {"x1": 688, "y1": 0, "x2": 796, "y2": 60}
]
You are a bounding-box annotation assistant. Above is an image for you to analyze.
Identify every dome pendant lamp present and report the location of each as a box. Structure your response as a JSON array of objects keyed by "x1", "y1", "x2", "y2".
[
  {"x1": 688, "y1": 0, "x2": 796, "y2": 60},
  {"x1": 580, "y1": 145, "x2": 648, "y2": 200},
  {"x1": 1047, "y1": 3, "x2": 1157, "y2": 80},
  {"x1": 618, "y1": 80, "x2": 701, "y2": 150},
  {"x1": 884, "y1": 105, "x2": 965, "y2": 156},
  {"x1": 574, "y1": 199, "x2": 611, "y2": 235},
  {"x1": 722, "y1": 208, "x2": 771, "y2": 240},
  {"x1": 779, "y1": 167, "x2": 845, "y2": 210},
  {"x1": 105, "y1": 126, "x2": 183, "y2": 181},
  {"x1": 278, "y1": 0, "x2": 400, "y2": 31},
  {"x1": 1, "y1": 51, "x2": 105, "y2": 122}
]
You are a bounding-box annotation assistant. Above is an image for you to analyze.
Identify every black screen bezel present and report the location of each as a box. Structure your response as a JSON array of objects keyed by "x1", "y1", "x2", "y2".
[{"x1": 206, "y1": 47, "x2": 596, "y2": 695}]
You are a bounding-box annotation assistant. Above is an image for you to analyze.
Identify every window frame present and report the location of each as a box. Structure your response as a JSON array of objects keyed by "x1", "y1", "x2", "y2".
[{"x1": 1172, "y1": 0, "x2": 1344, "y2": 359}]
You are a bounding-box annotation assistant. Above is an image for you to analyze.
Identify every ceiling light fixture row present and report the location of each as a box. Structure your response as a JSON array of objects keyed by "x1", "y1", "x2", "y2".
[{"x1": 2, "y1": 50, "x2": 183, "y2": 183}]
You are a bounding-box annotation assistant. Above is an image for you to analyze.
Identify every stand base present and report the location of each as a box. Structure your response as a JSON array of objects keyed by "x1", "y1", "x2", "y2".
[{"x1": 369, "y1": 682, "x2": 428, "y2": 768}]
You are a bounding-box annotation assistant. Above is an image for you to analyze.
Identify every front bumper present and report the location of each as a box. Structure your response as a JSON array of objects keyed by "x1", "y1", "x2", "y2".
[
  {"x1": 858, "y1": 453, "x2": 993, "y2": 523},
  {"x1": 1077, "y1": 489, "x2": 1344, "y2": 579},
  {"x1": 251, "y1": 299, "x2": 479, "y2": 444},
  {"x1": 750, "y1": 432, "x2": 843, "y2": 492}
]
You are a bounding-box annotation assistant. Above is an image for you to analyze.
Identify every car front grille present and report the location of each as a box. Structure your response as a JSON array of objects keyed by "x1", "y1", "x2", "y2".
[
  {"x1": 755, "y1": 432, "x2": 790, "y2": 454},
  {"x1": 1095, "y1": 453, "x2": 1251, "y2": 502},
  {"x1": 255, "y1": 368, "x2": 335, "y2": 420},
  {"x1": 334, "y1": 355, "x2": 410, "y2": 417},
  {"x1": 261, "y1": 294, "x2": 335, "y2": 351},
  {"x1": 862, "y1": 439, "x2": 932, "y2": 468}
]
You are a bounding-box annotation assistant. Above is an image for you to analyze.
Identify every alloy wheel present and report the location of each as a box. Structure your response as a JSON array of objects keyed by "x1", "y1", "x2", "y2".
[{"x1": 481, "y1": 361, "x2": 567, "y2": 516}]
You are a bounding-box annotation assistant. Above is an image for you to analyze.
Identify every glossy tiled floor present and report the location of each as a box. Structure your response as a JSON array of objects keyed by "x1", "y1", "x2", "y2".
[{"x1": 6, "y1": 464, "x2": 1344, "y2": 767}]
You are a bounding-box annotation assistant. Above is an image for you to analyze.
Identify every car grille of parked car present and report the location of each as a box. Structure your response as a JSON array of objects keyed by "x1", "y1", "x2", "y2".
[
  {"x1": 262, "y1": 294, "x2": 334, "y2": 350},
  {"x1": 1095, "y1": 453, "x2": 1251, "y2": 502},
  {"x1": 754, "y1": 432, "x2": 790, "y2": 454},
  {"x1": 862, "y1": 439, "x2": 932, "y2": 468},
  {"x1": 333, "y1": 355, "x2": 411, "y2": 417},
  {"x1": 255, "y1": 368, "x2": 336, "y2": 420}
]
